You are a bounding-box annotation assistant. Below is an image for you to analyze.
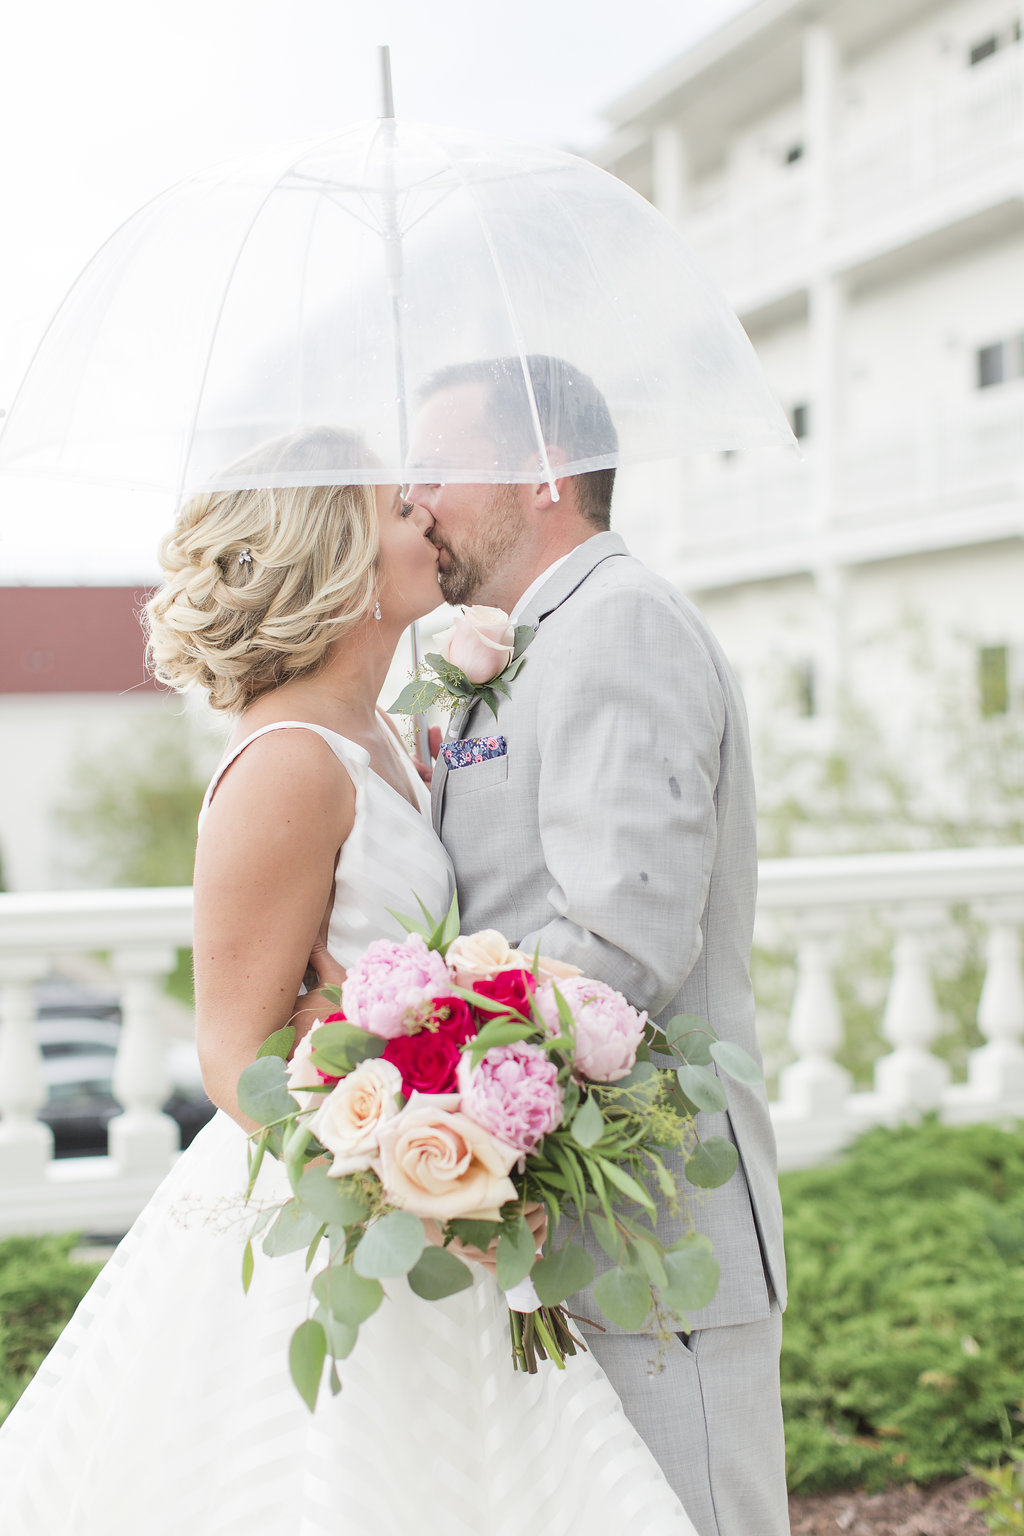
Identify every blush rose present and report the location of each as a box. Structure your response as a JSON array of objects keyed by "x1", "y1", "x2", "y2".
[
  {"x1": 373, "y1": 1092, "x2": 518, "y2": 1221},
  {"x1": 434, "y1": 606, "x2": 515, "y2": 684}
]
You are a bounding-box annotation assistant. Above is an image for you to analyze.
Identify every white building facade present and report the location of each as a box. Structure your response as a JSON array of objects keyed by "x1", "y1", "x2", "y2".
[{"x1": 595, "y1": 0, "x2": 1024, "y2": 842}]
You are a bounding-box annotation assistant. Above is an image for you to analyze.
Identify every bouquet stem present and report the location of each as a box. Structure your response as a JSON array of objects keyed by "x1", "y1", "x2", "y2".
[{"x1": 508, "y1": 1305, "x2": 587, "y2": 1373}]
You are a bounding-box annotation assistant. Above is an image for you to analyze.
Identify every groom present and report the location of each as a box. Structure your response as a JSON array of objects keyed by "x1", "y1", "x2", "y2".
[{"x1": 407, "y1": 355, "x2": 790, "y2": 1536}]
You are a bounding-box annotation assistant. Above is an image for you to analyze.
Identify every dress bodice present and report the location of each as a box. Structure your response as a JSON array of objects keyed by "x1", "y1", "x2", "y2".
[{"x1": 199, "y1": 720, "x2": 455, "y2": 968}]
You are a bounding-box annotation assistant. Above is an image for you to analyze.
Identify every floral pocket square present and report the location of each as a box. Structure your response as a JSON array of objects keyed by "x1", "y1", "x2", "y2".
[{"x1": 441, "y1": 735, "x2": 508, "y2": 771}]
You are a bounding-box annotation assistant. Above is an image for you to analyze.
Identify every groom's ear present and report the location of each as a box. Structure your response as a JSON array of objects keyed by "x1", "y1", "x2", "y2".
[{"x1": 530, "y1": 445, "x2": 569, "y2": 512}]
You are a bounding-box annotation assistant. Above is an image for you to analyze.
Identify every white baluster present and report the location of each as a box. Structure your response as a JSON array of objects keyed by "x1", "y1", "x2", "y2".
[
  {"x1": 777, "y1": 930, "x2": 852, "y2": 1117},
  {"x1": 107, "y1": 947, "x2": 179, "y2": 1174},
  {"x1": 0, "y1": 955, "x2": 54, "y2": 1180},
  {"x1": 967, "y1": 917, "x2": 1024, "y2": 1102},
  {"x1": 874, "y1": 915, "x2": 950, "y2": 1111}
]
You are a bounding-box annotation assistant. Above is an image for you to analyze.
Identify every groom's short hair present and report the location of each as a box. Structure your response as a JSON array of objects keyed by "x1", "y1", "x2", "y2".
[{"x1": 417, "y1": 355, "x2": 617, "y2": 530}]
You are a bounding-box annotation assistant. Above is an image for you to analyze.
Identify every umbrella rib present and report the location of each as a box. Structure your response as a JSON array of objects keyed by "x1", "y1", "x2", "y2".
[
  {"x1": 172, "y1": 171, "x2": 303, "y2": 504},
  {"x1": 416, "y1": 127, "x2": 555, "y2": 493}
]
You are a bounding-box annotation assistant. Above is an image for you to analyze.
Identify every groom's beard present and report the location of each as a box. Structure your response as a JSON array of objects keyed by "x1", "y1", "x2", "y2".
[{"x1": 432, "y1": 485, "x2": 526, "y2": 607}]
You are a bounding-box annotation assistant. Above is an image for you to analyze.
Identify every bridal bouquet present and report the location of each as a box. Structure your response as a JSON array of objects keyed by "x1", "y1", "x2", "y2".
[{"x1": 237, "y1": 899, "x2": 761, "y2": 1411}]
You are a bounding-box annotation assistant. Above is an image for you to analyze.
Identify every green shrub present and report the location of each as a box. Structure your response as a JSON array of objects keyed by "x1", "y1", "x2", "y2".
[
  {"x1": 781, "y1": 1119, "x2": 1024, "y2": 1493},
  {"x1": 0, "y1": 1235, "x2": 102, "y2": 1426},
  {"x1": 971, "y1": 1452, "x2": 1024, "y2": 1533}
]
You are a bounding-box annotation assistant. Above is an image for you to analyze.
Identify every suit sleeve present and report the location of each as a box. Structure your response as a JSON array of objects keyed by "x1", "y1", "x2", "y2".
[{"x1": 517, "y1": 586, "x2": 725, "y2": 1016}]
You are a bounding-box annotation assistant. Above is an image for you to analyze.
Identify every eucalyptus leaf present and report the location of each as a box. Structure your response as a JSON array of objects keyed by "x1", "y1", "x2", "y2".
[
  {"x1": 329, "y1": 1361, "x2": 342, "y2": 1396},
  {"x1": 571, "y1": 1095, "x2": 605, "y2": 1150},
  {"x1": 495, "y1": 1215, "x2": 537, "y2": 1290},
  {"x1": 447, "y1": 1218, "x2": 502, "y2": 1250},
  {"x1": 313, "y1": 1263, "x2": 384, "y2": 1327},
  {"x1": 594, "y1": 1156, "x2": 657, "y2": 1216},
  {"x1": 633, "y1": 1239, "x2": 668, "y2": 1290},
  {"x1": 607, "y1": 1059, "x2": 660, "y2": 1094},
  {"x1": 676, "y1": 1063, "x2": 729, "y2": 1114},
  {"x1": 589, "y1": 1212, "x2": 626, "y2": 1262},
  {"x1": 289, "y1": 1319, "x2": 326, "y2": 1412},
  {"x1": 237, "y1": 1055, "x2": 298, "y2": 1127},
  {"x1": 685, "y1": 1136, "x2": 740, "y2": 1190},
  {"x1": 407, "y1": 1245, "x2": 475, "y2": 1300},
  {"x1": 298, "y1": 1164, "x2": 370, "y2": 1228},
  {"x1": 262, "y1": 1201, "x2": 325, "y2": 1257},
  {"x1": 662, "y1": 1236, "x2": 721, "y2": 1315},
  {"x1": 313, "y1": 1304, "x2": 360, "y2": 1360},
  {"x1": 352, "y1": 1211, "x2": 426, "y2": 1278},
  {"x1": 593, "y1": 1265, "x2": 652, "y2": 1330},
  {"x1": 241, "y1": 1238, "x2": 254, "y2": 1294},
  {"x1": 531, "y1": 1243, "x2": 595, "y2": 1306},
  {"x1": 664, "y1": 1016, "x2": 716, "y2": 1064},
  {"x1": 709, "y1": 1039, "x2": 764, "y2": 1086},
  {"x1": 257, "y1": 1024, "x2": 296, "y2": 1060}
]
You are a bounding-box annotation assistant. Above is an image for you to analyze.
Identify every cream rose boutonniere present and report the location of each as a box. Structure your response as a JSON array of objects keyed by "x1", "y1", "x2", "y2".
[{"x1": 389, "y1": 605, "x2": 534, "y2": 723}]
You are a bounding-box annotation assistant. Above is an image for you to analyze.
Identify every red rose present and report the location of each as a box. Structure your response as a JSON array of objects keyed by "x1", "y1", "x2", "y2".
[
  {"x1": 430, "y1": 996, "x2": 478, "y2": 1045},
  {"x1": 473, "y1": 968, "x2": 537, "y2": 1018},
  {"x1": 383, "y1": 1028, "x2": 463, "y2": 1097}
]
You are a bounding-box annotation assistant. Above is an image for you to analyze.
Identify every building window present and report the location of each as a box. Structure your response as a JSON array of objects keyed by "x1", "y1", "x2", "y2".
[
  {"x1": 784, "y1": 142, "x2": 804, "y2": 166},
  {"x1": 979, "y1": 645, "x2": 1010, "y2": 717},
  {"x1": 793, "y1": 660, "x2": 817, "y2": 718},
  {"x1": 976, "y1": 335, "x2": 1024, "y2": 389},
  {"x1": 790, "y1": 402, "x2": 809, "y2": 439},
  {"x1": 968, "y1": 21, "x2": 1022, "y2": 65}
]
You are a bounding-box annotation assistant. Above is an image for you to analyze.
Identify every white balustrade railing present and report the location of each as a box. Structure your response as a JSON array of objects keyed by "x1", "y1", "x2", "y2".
[
  {"x1": 1, "y1": 849, "x2": 1022, "y2": 1233},
  {"x1": 757, "y1": 847, "x2": 1024, "y2": 1168}
]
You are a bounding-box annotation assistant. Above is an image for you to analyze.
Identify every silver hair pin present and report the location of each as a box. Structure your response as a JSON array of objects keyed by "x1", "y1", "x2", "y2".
[{"x1": 238, "y1": 548, "x2": 252, "y2": 566}]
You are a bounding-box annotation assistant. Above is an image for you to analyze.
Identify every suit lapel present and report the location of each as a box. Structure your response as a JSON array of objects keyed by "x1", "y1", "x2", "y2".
[{"x1": 430, "y1": 533, "x2": 629, "y2": 834}]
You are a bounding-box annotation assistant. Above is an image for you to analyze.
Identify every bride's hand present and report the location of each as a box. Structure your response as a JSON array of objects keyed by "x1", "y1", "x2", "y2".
[{"x1": 421, "y1": 1203, "x2": 548, "y2": 1278}]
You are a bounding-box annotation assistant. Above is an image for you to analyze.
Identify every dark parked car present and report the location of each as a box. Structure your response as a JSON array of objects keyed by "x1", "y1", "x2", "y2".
[{"x1": 34, "y1": 992, "x2": 215, "y2": 1158}]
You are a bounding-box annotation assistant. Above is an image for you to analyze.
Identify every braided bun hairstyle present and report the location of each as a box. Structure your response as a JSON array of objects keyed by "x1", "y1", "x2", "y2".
[{"x1": 144, "y1": 429, "x2": 379, "y2": 714}]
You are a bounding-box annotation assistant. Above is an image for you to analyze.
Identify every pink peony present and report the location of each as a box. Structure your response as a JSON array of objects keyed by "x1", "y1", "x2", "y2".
[
  {"x1": 340, "y1": 935, "x2": 452, "y2": 1039},
  {"x1": 457, "y1": 1043, "x2": 563, "y2": 1155},
  {"x1": 536, "y1": 977, "x2": 648, "y2": 1083}
]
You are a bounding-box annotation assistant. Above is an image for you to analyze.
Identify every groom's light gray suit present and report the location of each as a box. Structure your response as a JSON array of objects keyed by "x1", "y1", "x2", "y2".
[{"x1": 432, "y1": 532, "x2": 789, "y2": 1536}]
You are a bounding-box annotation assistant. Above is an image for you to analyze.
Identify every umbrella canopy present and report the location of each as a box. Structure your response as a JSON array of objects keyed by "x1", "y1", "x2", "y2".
[{"x1": 0, "y1": 119, "x2": 792, "y2": 500}]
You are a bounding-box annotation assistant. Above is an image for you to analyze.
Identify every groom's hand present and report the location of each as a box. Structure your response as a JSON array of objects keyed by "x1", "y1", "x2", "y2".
[
  {"x1": 422, "y1": 1202, "x2": 548, "y2": 1277},
  {"x1": 413, "y1": 725, "x2": 443, "y2": 785}
]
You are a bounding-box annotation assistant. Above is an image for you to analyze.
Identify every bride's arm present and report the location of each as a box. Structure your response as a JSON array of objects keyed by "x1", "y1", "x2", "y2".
[{"x1": 192, "y1": 730, "x2": 356, "y2": 1131}]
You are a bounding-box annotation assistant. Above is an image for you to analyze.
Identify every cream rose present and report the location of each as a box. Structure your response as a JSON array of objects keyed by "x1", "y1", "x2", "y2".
[
  {"x1": 445, "y1": 929, "x2": 531, "y2": 988},
  {"x1": 533, "y1": 955, "x2": 583, "y2": 983},
  {"x1": 309, "y1": 1058, "x2": 403, "y2": 1177},
  {"x1": 285, "y1": 1026, "x2": 322, "y2": 1110},
  {"x1": 373, "y1": 1092, "x2": 518, "y2": 1221},
  {"x1": 434, "y1": 605, "x2": 515, "y2": 685}
]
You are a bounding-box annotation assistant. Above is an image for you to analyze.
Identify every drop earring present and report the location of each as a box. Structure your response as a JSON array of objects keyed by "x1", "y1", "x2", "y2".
[{"x1": 374, "y1": 599, "x2": 382, "y2": 621}]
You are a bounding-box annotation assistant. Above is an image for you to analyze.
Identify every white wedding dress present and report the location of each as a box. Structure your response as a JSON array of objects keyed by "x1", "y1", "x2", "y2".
[{"x1": 0, "y1": 723, "x2": 697, "y2": 1536}]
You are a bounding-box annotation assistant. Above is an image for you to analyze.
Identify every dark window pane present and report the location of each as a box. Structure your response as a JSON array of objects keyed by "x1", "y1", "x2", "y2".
[
  {"x1": 794, "y1": 661, "x2": 816, "y2": 718},
  {"x1": 978, "y1": 342, "x2": 1005, "y2": 388},
  {"x1": 969, "y1": 35, "x2": 999, "y2": 65},
  {"x1": 979, "y1": 645, "x2": 1009, "y2": 717},
  {"x1": 784, "y1": 142, "x2": 804, "y2": 165},
  {"x1": 790, "y1": 402, "x2": 809, "y2": 439}
]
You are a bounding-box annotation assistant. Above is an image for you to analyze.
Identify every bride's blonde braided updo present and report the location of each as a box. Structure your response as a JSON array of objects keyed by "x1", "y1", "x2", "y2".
[{"x1": 145, "y1": 429, "x2": 379, "y2": 714}]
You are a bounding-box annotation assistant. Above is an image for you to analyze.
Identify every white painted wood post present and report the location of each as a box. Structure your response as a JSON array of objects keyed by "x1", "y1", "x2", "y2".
[
  {"x1": 107, "y1": 946, "x2": 179, "y2": 1174},
  {"x1": 0, "y1": 955, "x2": 54, "y2": 1180},
  {"x1": 968, "y1": 915, "x2": 1024, "y2": 1101},
  {"x1": 875, "y1": 913, "x2": 950, "y2": 1110},
  {"x1": 777, "y1": 930, "x2": 852, "y2": 1117}
]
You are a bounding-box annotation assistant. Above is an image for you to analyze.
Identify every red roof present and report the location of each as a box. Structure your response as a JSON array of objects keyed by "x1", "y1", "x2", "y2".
[{"x1": 0, "y1": 587, "x2": 163, "y2": 694}]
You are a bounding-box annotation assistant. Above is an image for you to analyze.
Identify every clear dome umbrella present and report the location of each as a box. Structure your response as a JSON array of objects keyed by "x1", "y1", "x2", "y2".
[{"x1": 0, "y1": 85, "x2": 792, "y2": 502}]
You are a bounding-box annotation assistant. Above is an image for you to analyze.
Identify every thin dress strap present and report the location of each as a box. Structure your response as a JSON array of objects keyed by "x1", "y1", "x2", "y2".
[{"x1": 198, "y1": 720, "x2": 368, "y2": 829}]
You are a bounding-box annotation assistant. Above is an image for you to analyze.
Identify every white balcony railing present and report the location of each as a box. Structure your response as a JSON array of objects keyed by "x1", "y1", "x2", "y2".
[
  {"x1": 684, "y1": 49, "x2": 1024, "y2": 304},
  {"x1": 677, "y1": 386, "x2": 1024, "y2": 574},
  {"x1": 1, "y1": 847, "x2": 1023, "y2": 1234}
]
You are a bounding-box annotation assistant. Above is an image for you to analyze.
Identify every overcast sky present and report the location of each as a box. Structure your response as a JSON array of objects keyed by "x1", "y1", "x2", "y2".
[{"x1": 0, "y1": 0, "x2": 753, "y2": 581}]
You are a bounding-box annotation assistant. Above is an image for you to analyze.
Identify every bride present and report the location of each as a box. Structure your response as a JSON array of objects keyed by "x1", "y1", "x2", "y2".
[{"x1": 0, "y1": 430, "x2": 696, "y2": 1536}]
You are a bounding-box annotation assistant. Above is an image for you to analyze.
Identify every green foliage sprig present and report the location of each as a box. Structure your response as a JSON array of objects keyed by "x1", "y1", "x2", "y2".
[{"x1": 389, "y1": 625, "x2": 535, "y2": 724}]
